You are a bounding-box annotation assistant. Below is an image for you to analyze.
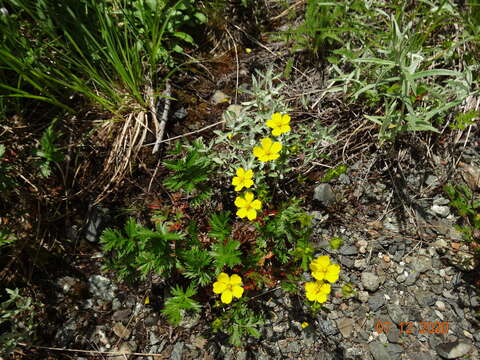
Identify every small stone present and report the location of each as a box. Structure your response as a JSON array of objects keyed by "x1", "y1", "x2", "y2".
[
  {"x1": 318, "y1": 319, "x2": 339, "y2": 336},
  {"x1": 313, "y1": 184, "x2": 336, "y2": 206},
  {"x1": 368, "y1": 293, "x2": 385, "y2": 311},
  {"x1": 211, "y1": 90, "x2": 229, "y2": 105},
  {"x1": 340, "y1": 245, "x2": 358, "y2": 256},
  {"x1": 357, "y1": 291, "x2": 369, "y2": 303},
  {"x1": 431, "y1": 205, "x2": 450, "y2": 217},
  {"x1": 387, "y1": 304, "x2": 404, "y2": 325},
  {"x1": 369, "y1": 341, "x2": 404, "y2": 360},
  {"x1": 361, "y1": 272, "x2": 380, "y2": 292},
  {"x1": 426, "y1": 175, "x2": 439, "y2": 186},
  {"x1": 404, "y1": 271, "x2": 419, "y2": 286},
  {"x1": 336, "y1": 318, "x2": 354, "y2": 338},
  {"x1": 144, "y1": 313, "x2": 159, "y2": 327},
  {"x1": 113, "y1": 323, "x2": 131, "y2": 339},
  {"x1": 354, "y1": 259, "x2": 367, "y2": 269},
  {"x1": 112, "y1": 309, "x2": 131, "y2": 322},
  {"x1": 383, "y1": 255, "x2": 391, "y2": 263},
  {"x1": 413, "y1": 256, "x2": 432, "y2": 273},
  {"x1": 435, "y1": 301, "x2": 446, "y2": 311},
  {"x1": 173, "y1": 107, "x2": 188, "y2": 120},
  {"x1": 169, "y1": 342, "x2": 184, "y2": 360},
  {"x1": 396, "y1": 274, "x2": 406, "y2": 283},
  {"x1": 88, "y1": 275, "x2": 117, "y2": 302},
  {"x1": 436, "y1": 340, "x2": 472, "y2": 359}
]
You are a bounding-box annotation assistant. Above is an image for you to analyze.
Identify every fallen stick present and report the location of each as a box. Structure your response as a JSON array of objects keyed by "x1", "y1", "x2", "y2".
[{"x1": 153, "y1": 80, "x2": 172, "y2": 154}]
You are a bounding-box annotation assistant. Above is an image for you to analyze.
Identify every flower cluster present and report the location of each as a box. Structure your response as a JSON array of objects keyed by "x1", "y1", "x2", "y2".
[
  {"x1": 212, "y1": 113, "x2": 292, "y2": 305},
  {"x1": 304, "y1": 255, "x2": 340, "y2": 303},
  {"x1": 233, "y1": 112, "x2": 291, "y2": 220}
]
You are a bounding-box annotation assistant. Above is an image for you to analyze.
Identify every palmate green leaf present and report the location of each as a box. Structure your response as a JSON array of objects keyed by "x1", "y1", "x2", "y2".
[
  {"x1": 162, "y1": 284, "x2": 201, "y2": 325},
  {"x1": 181, "y1": 246, "x2": 213, "y2": 286},
  {"x1": 208, "y1": 211, "x2": 232, "y2": 241},
  {"x1": 210, "y1": 239, "x2": 242, "y2": 272}
]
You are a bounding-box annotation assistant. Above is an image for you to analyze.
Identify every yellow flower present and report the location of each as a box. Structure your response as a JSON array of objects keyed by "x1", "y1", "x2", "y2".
[
  {"x1": 234, "y1": 192, "x2": 262, "y2": 220},
  {"x1": 305, "y1": 280, "x2": 331, "y2": 303},
  {"x1": 231, "y1": 167, "x2": 254, "y2": 192},
  {"x1": 253, "y1": 138, "x2": 282, "y2": 162},
  {"x1": 266, "y1": 113, "x2": 291, "y2": 136},
  {"x1": 213, "y1": 273, "x2": 244, "y2": 304},
  {"x1": 301, "y1": 322, "x2": 309, "y2": 329},
  {"x1": 310, "y1": 255, "x2": 341, "y2": 283}
]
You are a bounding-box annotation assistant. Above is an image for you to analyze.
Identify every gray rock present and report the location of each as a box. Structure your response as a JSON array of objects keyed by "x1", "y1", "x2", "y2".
[
  {"x1": 336, "y1": 318, "x2": 354, "y2": 338},
  {"x1": 426, "y1": 175, "x2": 439, "y2": 186},
  {"x1": 313, "y1": 184, "x2": 336, "y2": 206},
  {"x1": 415, "y1": 290, "x2": 436, "y2": 306},
  {"x1": 179, "y1": 313, "x2": 200, "y2": 329},
  {"x1": 170, "y1": 341, "x2": 184, "y2": 360},
  {"x1": 386, "y1": 325, "x2": 401, "y2": 344},
  {"x1": 361, "y1": 272, "x2": 380, "y2": 292},
  {"x1": 436, "y1": 340, "x2": 472, "y2": 359},
  {"x1": 173, "y1": 107, "x2": 187, "y2": 120},
  {"x1": 112, "y1": 309, "x2": 132, "y2": 322},
  {"x1": 413, "y1": 256, "x2": 432, "y2": 273},
  {"x1": 387, "y1": 304, "x2": 404, "y2": 325},
  {"x1": 286, "y1": 341, "x2": 302, "y2": 354},
  {"x1": 396, "y1": 274, "x2": 406, "y2": 283},
  {"x1": 369, "y1": 342, "x2": 404, "y2": 360},
  {"x1": 318, "y1": 319, "x2": 339, "y2": 336},
  {"x1": 368, "y1": 293, "x2": 385, "y2": 311},
  {"x1": 144, "y1": 312, "x2": 159, "y2": 327},
  {"x1": 338, "y1": 173, "x2": 351, "y2": 185},
  {"x1": 357, "y1": 291, "x2": 369, "y2": 303},
  {"x1": 88, "y1": 275, "x2": 117, "y2": 301},
  {"x1": 340, "y1": 245, "x2": 358, "y2": 256},
  {"x1": 431, "y1": 205, "x2": 450, "y2": 217},
  {"x1": 404, "y1": 271, "x2": 419, "y2": 286},
  {"x1": 57, "y1": 276, "x2": 79, "y2": 294},
  {"x1": 85, "y1": 206, "x2": 109, "y2": 243}
]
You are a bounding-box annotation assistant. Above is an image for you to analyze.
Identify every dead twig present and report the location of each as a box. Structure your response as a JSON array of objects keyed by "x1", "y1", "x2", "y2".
[
  {"x1": 153, "y1": 80, "x2": 172, "y2": 154},
  {"x1": 18, "y1": 343, "x2": 166, "y2": 359}
]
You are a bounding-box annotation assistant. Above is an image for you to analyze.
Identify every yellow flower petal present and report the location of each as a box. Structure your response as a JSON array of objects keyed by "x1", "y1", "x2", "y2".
[
  {"x1": 232, "y1": 285, "x2": 244, "y2": 298},
  {"x1": 268, "y1": 153, "x2": 280, "y2": 161},
  {"x1": 281, "y1": 114, "x2": 291, "y2": 125},
  {"x1": 271, "y1": 128, "x2": 281, "y2": 136},
  {"x1": 316, "y1": 256, "x2": 331, "y2": 268},
  {"x1": 253, "y1": 146, "x2": 264, "y2": 158},
  {"x1": 319, "y1": 282, "x2": 331, "y2": 294},
  {"x1": 232, "y1": 177, "x2": 241, "y2": 186},
  {"x1": 246, "y1": 209, "x2": 257, "y2": 220},
  {"x1": 316, "y1": 292, "x2": 328, "y2": 303},
  {"x1": 311, "y1": 271, "x2": 325, "y2": 281},
  {"x1": 266, "y1": 119, "x2": 276, "y2": 128},
  {"x1": 234, "y1": 196, "x2": 246, "y2": 207},
  {"x1": 244, "y1": 169, "x2": 253, "y2": 178},
  {"x1": 244, "y1": 179, "x2": 254, "y2": 188},
  {"x1": 251, "y1": 199, "x2": 262, "y2": 210},
  {"x1": 270, "y1": 141, "x2": 282, "y2": 154},
  {"x1": 237, "y1": 208, "x2": 248, "y2": 218},
  {"x1": 236, "y1": 167, "x2": 245, "y2": 177},
  {"x1": 217, "y1": 273, "x2": 229, "y2": 283},
  {"x1": 244, "y1": 192, "x2": 254, "y2": 202},
  {"x1": 213, "y1": 281, "x2": 227, "y2": 294},
  {"x1": 221, "y1": 290, "x2": 233, "y2": 304},
  {"x1": 272, "y1": 113, "x2": 282, "y2": 123},
  {"x1": 261, "y1": 137, "x2": 272, "y2": 149},
  {"x1": 229, "y1": 274, "x2": 242, "y2": 285}
]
